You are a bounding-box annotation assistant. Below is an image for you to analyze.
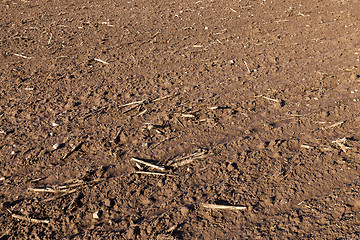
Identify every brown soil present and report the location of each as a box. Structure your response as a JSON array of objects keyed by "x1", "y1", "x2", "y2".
[{"x1": 1, "y1": 0, "x2": 360, "y2": 239}]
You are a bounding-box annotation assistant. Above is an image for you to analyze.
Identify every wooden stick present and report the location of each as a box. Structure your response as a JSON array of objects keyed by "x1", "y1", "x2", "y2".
[
  {"x1": 200, "y1": 203, "x2": 246, "y2": 210},
  {"x1": 131, "y1": 158, "x2": 166, "y2": 171}
]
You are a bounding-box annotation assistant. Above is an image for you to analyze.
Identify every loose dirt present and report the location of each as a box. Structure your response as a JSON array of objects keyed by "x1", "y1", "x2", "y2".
[{"x1": 1, "y1": 0, "x2": 360, "y2": 239}]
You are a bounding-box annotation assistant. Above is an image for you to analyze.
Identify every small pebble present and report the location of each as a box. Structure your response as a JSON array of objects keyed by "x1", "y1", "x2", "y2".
[
  {"x1": 53, "y1": 143, "x2": 60, "y2": 150},
  {"x1": 93, "y1": 210, "x2": 102, "y2": 219},
  {"x1": 52, "y1": 122, "x2": 59, "y2": 127}
]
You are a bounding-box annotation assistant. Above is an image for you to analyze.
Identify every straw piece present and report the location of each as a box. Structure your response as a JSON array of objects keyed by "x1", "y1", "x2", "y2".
[
  {"x1": 12, "y1": 213, "x2": 50, "y2": 224},
  {"x1": 13, "y1": 53, "x2": 32, "y2": 59},
  {"x1": 170, "y1": 148, "x2": 208, "y2": 168},
  {"x1": 200, "y1": 203, "x2": 247, "y2": 210},
  {"x1": 332, "y1": 137, "x2": 350, "y2": 153},
  {"x1": 131, "y1": 157, "x2": 166, "y2": 171},
  {"x1": 323, "y1": 121, "x2": 344, "y2": 130},
  {"x1": 42, "y1": 189, "x2": 77, "y2": 202},
  {"x1": 135, "y1": 171, "x2": 175, "y2": 177},
  {"x1": 94, "y1": 58, "x2": 109, "y2": 64},
  {"x1": 61, "y1": 142, "x2": 83, "y2": 161},
  {"x1": 28, "y1": 187, "x2": 69, "y2": 193}
]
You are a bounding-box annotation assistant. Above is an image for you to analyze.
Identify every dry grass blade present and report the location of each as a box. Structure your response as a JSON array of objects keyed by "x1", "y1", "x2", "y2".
[
  {"x1": 200, "y1": 203, "x2": 247, "y2": 210},
  {"x1": 131, "y1": 157, "x2": 166, "y2": 171}
]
